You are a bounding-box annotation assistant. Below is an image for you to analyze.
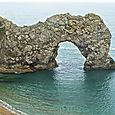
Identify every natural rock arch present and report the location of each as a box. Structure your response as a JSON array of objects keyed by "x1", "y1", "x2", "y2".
[
  {"x1": 56, "y1": 41, "x2": 85, "y2": 68},
  {"x1": 0, "y1": 13, "x2": 115, "y2": 73}
]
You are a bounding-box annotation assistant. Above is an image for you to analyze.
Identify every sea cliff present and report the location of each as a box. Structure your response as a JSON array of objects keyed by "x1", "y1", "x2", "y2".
[{"x1": 0, "y1": 13, "x2": 115, "y2": 73}]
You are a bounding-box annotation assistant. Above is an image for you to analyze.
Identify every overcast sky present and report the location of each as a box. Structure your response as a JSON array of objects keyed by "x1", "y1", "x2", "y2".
[{"x1": 0, "y1": 0, "x2": 115, "y2": 3}]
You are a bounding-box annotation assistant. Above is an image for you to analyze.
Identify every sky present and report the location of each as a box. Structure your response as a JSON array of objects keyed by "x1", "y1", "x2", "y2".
[{"x1": 0, "y1": 0, "x2": 115, "y2": 3}]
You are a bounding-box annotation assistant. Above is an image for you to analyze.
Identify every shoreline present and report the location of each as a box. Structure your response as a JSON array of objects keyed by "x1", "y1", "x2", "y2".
[
  {"x1": 0, "y1": 100, "x2": 27, "y2": 115},
  {"x1": 0, "y1": 106, "x2": 17, "y2": 115}
]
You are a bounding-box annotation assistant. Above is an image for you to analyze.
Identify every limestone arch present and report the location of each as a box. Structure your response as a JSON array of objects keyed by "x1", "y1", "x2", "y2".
[
  {"x1": 45, "y1": 13, "x2": 113, "y2": 70},
  {"x1": 0, "y1": 13, "x2": 114, "y2": 73}
]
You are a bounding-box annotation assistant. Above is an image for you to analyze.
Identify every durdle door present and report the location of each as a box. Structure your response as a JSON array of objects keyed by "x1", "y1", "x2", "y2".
[{"x1": 0, "y1": 13, "x2": 115, "y2": 73}]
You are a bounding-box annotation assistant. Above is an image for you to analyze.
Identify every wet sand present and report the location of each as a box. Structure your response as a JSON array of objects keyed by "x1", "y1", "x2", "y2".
[
  {"x1": 0, "y1": 100, "x2": 26, "y2": 115},
  {"x1": 0, "y1": 106, "x2": 17, "y2": 115}
]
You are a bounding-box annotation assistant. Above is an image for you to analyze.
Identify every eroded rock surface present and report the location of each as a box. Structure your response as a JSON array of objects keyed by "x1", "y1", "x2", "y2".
[{"x1": 0, "y1": 13, "x2": 114, "y2": 73}]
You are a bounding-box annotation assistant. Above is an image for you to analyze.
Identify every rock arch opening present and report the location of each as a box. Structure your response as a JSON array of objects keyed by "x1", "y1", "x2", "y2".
[
  {"x1": 56, "y1": 41, "x2": 85, "y2": 69},
  {"x1": 0, "y1": 13, "x2": 115, "y2": 73}
]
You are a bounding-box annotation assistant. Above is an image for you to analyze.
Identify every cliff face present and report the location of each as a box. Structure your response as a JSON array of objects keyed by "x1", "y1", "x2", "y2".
[{"x1": 0, "y1": 13, "x2": 114, "y2": 73}]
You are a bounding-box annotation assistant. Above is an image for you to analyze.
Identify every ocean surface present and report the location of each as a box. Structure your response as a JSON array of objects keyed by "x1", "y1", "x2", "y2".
[{"x1": 0, "y1": 2, "x2": 115, "y2": 115}]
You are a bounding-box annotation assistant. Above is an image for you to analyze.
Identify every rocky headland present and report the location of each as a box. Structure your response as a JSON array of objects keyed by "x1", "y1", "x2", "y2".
[{"x1": 0, "y1": 13, "x2": 115, "y2": 73}]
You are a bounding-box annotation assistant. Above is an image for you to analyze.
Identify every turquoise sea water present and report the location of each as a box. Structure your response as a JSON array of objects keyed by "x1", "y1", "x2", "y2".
[{"x1": 0, "y1": 3, "x2": 115, "y2": 115}]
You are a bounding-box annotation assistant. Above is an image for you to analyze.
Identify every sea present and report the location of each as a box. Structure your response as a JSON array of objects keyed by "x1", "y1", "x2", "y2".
[{"x1": 0, "y1": 2, "x2": 115, "y2": 115}]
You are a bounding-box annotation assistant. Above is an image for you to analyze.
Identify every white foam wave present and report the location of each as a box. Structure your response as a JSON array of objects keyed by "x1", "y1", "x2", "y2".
[
  {"x1": 0, "y1": 99, "x2": 27, "y2": 115},
  {"x1": 111, "y1": 48, "x2": 115, "y2": 50}
]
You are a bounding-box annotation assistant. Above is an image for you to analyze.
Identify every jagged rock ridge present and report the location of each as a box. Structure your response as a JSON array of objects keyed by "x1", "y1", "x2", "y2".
[{"x1": 0, "y1": 13, "x2": 114, "y2": 73}]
